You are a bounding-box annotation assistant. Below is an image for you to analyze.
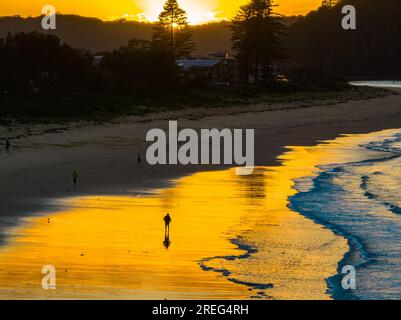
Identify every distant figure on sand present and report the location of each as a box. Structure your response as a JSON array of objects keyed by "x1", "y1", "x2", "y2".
[
  {"x1": 72, "y1": 171, "x2": 78, "y2": 187},
  {"x1": 164, "y1": 213, "x2": 171, "y2": 235},
  {"x1": 5, "y1": 139, "x2": 10, "y2": 153},
  {"x1": 137, "y1": 153, "x2": 142, "y2": 167}
]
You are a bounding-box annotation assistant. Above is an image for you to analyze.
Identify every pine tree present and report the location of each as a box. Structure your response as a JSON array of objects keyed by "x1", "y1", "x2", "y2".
[
  {"x1": 151, "y1": 0, "x2": 195, "y2": 59},
  {"x1": 231, "y1": 0, "x2": 285, "y2": 83}
]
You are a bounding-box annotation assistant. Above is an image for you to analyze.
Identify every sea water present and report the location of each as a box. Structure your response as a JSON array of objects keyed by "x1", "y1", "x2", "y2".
[
  {"x1": 349, "y1": 80, "x2": 401, "y2": 88},
  {"x1": 290, "y1": 130, "x2": 401, "y2": 299}
]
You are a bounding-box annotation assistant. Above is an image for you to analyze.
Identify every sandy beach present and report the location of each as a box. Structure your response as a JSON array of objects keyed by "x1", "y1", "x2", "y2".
[
  {"x1": 1, "y1": 89, "x2": 401, "y2": 299},
  {"x1": 1, "y1": 90, "x2": 400, "y2": 222}
]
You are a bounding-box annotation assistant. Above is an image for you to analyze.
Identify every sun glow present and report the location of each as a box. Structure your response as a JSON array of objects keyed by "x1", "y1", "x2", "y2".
[
  {"x1": 136, "y1": 0, "x2": 224, "y2": 25},
  {"x1": 132, "y1": 0, "x2": 323, "y2": 24},
  {"x1": 0, "y1": 1, "x2": 324, "y2": 25}
]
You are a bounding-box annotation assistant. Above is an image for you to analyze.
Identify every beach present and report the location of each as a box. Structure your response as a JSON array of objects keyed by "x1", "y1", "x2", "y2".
[{"x1": 1, "y1": 89, "x2": 401, "y2": 299}]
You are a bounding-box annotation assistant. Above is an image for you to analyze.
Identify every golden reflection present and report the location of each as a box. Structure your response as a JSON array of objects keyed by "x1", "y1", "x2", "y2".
[{"x1": 0, "y1": 130, "x2": 398, "y2": 299}]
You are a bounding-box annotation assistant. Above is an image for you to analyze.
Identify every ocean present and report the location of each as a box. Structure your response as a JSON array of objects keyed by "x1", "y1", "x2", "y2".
[
  {"x1": 349, "y1": 80, "x2": 401, "y2": 88},
  {"x1": 290, "y1": 130, "x2": 401, "y2": 299}
]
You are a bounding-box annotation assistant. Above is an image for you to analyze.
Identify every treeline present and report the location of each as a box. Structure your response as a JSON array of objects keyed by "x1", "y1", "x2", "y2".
[
  {"x1": 0, "y1": 32, "x2": 95, "y2": 94},
  {"x1": 1, "y1": 0, "x2": 400, "y2": 79},
  {"x1": 0, "y1": 14, "x2": 301, "y2": 56},
  {"x1": 100, "y1": 39, "x2": 178, "y2": 87},
  {"x1": 3, "y1": 0, "x2": 386, "y2": 120},
  {"x1": 0, "y1": 31, "x2": 183, "y2": 118},
  {"x1": 285, "y1": 0, "x2": 401, "y2": 78},
  {"x1": 0, "y1": 14, "x2": 233, "y2": 55},
  {"x1": 0, "y1": 0, "x2": 291, "y2": 119}
]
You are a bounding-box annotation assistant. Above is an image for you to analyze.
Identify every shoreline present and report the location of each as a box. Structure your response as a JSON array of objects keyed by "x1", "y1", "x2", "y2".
[{"x1": 289, "y1": 129, "x2": 400, "y2": 300}]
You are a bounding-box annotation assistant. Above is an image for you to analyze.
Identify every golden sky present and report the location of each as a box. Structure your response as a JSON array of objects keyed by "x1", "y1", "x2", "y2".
[{"x1": 0, "y1": 1, "x2": 322, "y2": 24}]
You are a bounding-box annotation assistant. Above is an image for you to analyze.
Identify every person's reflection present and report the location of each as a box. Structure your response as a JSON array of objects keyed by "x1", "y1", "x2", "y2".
[{"x1": 163, "y1": 234, "x2": 171, "y2": 249}]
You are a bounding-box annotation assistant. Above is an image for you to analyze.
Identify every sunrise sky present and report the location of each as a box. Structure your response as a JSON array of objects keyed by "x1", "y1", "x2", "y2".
[{"x1": 0, "y1": 0, "x2": 322, "y2": 24}]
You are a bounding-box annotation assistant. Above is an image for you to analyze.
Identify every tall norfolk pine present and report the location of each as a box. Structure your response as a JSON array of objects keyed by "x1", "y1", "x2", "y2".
[
  {"x1": 151, "y1": 0, "x2": 195, "y2": 59},
  {"x1": 231, "y1": 0, "x2": 285, "y2": 83}
]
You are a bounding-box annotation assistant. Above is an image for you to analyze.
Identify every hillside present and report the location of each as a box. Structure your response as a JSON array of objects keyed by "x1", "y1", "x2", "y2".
[
  {"x1": 285, "y1": 0, "x2": 401, "y2": 78},
  {"x1": 0, "y1": 14, "x2": 302, "y2": 55},
  {"x1": 0, "y1": 15, "x2": 233, "y2": 54}
]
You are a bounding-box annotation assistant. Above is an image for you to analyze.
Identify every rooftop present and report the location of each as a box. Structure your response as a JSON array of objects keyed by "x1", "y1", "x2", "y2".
[{"x1": 176, "y1": 60, "x2": 221, "y2": 70}]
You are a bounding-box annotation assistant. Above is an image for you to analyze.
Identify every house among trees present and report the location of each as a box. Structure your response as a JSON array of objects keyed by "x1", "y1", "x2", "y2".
[
  {"x1": 173, "y1": 0, "x2": 285, "y2": 84},
  {"x1": 176, "y1": 53, "x2": 237, "y2": 85},
  {"x1": 96, "y1": 0, "x2": 286, "y2": 86}
]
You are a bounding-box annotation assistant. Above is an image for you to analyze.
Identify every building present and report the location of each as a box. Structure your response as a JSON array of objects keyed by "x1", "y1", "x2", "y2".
[
  {"x1": 93, "y1": 55, "x2": 104, "y2": 67},
  {"x1": 176, "y1": 52, "x2": 237, "y2": 85}
]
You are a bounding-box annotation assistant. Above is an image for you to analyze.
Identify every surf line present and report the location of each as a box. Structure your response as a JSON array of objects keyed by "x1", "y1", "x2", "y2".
[{"x1": 199, "y1": 236, "x2": 273, "y2": 293}]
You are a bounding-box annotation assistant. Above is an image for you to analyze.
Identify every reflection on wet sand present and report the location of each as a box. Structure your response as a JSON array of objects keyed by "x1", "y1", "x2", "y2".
[
  {"x1": 0, "y1": 130, "x2": 396, "y2": 299},
  {"x1": 163, "y1": 234, "x2": 171, "y2": 250}
]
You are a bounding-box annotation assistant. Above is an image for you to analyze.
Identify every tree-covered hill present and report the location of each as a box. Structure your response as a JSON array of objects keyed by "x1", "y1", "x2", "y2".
[{"x1": 284, "y1": 0, "x2": 401, "y2": 78}]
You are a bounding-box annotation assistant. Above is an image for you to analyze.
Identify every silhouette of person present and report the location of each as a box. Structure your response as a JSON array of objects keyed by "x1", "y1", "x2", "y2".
[
  {"x1": 5, "y1": 139, "x2": 10, "y2": 153},
  {"x1": 72, "y1": 171, "x2": 78, "y2": 187},
  {"x1": 164, "y1": 213, "x2": 171, "y2": 236},
  {"x1": 137, "y1": 153, "x2": 142, "y2": 167}
]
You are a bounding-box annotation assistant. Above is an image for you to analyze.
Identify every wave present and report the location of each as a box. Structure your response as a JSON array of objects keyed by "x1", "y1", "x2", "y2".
[
  {"x1": 290, "y1": 131, "x2": 401, "y2": 299},
  {"x1": 360, "y1": 175, "x2": 401, "y2": 216},
  {"x1": 199, "y1": 236, "x2": 274, "y2": 296}
]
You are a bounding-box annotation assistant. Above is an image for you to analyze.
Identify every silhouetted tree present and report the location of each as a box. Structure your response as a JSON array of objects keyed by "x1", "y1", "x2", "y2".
[
  {"x1": 0, "y1": 32, "x2": 94, "y2": 95},
  {"x1": 285, "y1": 0, "x2": 401, "y2": 78},
  {"x1": 231, "y1": 0, "x2": 285, "y2": 83},
  {"x1": 0, "y1": 32, "x2": 103, "y2": 117},
  {"x1": 151, "y1": 0, "x2": 195, "y2": 58},
  {"x1": 101, "y1": 39, "x2": 179, "y2": 87}
]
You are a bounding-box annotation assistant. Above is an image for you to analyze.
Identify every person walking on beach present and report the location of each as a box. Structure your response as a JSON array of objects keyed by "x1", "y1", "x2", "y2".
[
  {"x1": 164, "y1": 213, "x2": 172, "y2": 235},
  {"x1": 72, "y1": 171, "x2": 78, "y2": 187},
  {"x1": 5, "y1": 139, "x2": 10, "y2": 153}
]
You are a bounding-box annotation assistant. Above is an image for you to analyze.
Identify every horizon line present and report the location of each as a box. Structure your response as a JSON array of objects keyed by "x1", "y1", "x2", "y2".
[{"x1": 0, "y1": 11, "x2": 306, "y2": 26}]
